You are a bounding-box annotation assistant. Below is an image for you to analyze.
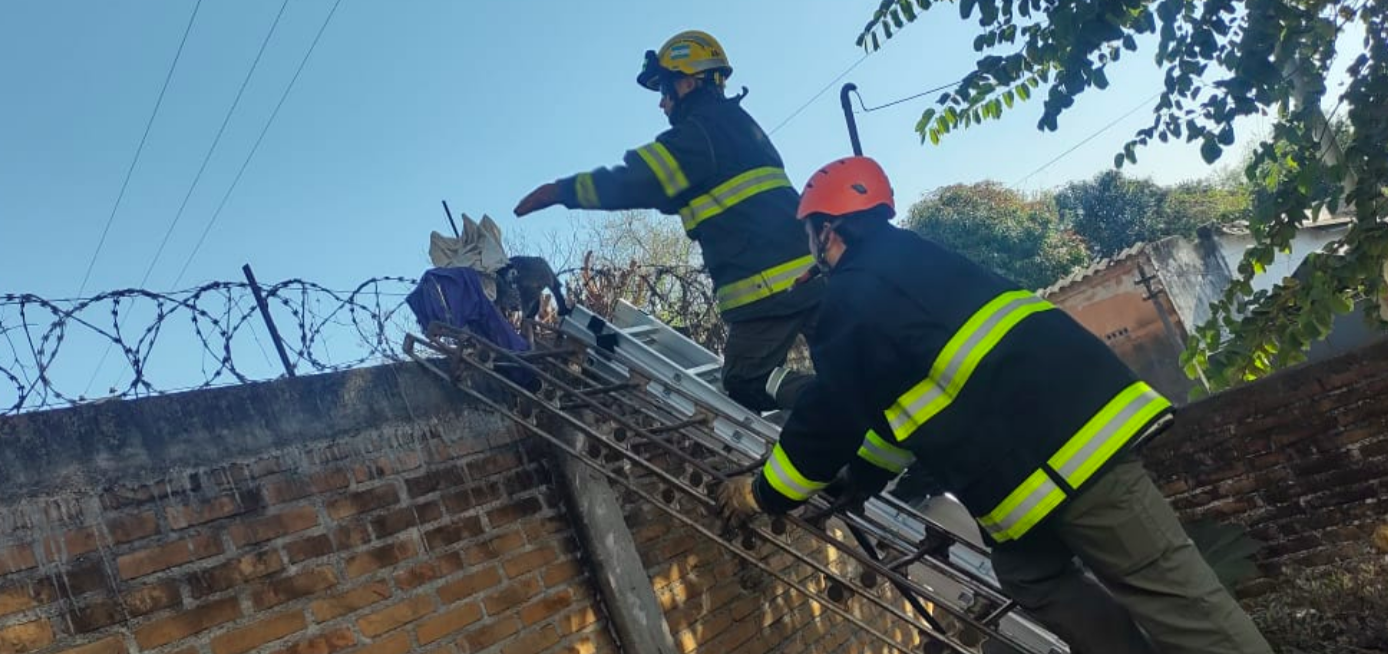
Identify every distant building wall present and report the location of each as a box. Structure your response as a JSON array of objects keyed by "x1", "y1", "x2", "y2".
[{"x1": 1042, "y1": 251, "x2": 1196, "y2": 402}]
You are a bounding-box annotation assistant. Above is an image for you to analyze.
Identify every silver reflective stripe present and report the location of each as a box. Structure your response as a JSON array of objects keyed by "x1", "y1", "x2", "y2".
[
  {"x1": 1055, "y1": 391, "x2": 1158, "y2": 482},
  {"x1": 859, "y1": 433, "x2": 915, "y2": 473},
  {"x1": 765, "y1": 366, "x2": 792, "y2": 399},
  {"x1": 715, "y1": 254, "x2": 815, "y2": 312},
  {"x1": 981, "y1": 473, "x2": 1064, "y2": 541},
  {"x1": 680, "y1": 167, "x2": 791, "y2": 231},
  {"x1": 766, "y1": 450, "x2": 817, "y2": 500},
  {"x1": 637, "y1": 143, "x2": 688, "y2": 197}
]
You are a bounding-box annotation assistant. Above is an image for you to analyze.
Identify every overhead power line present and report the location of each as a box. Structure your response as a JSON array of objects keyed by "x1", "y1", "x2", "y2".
[
  {"x1": 84, "y1": 0, "x2": 292, "y2": 397},
  {"x1": 1013, "y1": 91, "x2": 1161, "y2": 187},
  {"x1": 767, "y1": 54, "x2": 869, "y2": 136},
  {"x1": 137, "y1": 0, "x2": 292, "y2": 290},
  {"x1": 172, "y1": 0, "x2": 345, "y2": 288},
  {"x1": 76, "y1": 0, "x2": 205, "y2": 298}
]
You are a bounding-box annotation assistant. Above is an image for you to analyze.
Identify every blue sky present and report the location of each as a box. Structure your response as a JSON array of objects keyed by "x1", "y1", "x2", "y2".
[{"x1": 0, "y1": 1, "x2": 1358, "y2": 401}]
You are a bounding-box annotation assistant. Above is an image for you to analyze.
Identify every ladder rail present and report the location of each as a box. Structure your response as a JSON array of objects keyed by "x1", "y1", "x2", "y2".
[{"x1": 409, "y1": 324, "x2": 1058, "y2": 654}]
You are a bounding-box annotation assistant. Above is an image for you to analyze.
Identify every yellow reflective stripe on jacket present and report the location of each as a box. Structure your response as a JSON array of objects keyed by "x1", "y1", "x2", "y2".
[
  {"x1": 885, "y1": 291, "x2": 1055, "y2": 441},
  {"x1": 1048, "y1": 382, "x2": 1170, "y2": 489},
  {"x1": 977, "y1": 382, "x2": 1170, "y2": 542},
  {"x1": 636, "y1": 142, "x2": 689, "y2": 198},
  {"x1": 679, "y1": 167, "x2": 792, "y2": 232},
  {"x1": 763, "y1": 442, "x2": 830, "y2": 502},
  {"x1": 978, "y1": 469, "x2": 1066, "y2": 543},
  {"x1": 715, "y1": 255, "x2": 815, "y2": 313},
  {"x1": 857, "y1": 429, "x2": 916, "y2": 474},
  {"x1": 574, "y1": 173, "x2": 600, "y2": 209}
]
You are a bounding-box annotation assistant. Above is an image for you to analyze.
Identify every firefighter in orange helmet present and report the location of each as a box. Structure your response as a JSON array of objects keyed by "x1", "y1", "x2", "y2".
[{"x1": 718, "y1": 157, "x2": 1272, "y2": 654}]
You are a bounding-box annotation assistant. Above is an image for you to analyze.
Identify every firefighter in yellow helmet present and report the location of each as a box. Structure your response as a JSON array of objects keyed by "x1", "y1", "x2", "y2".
[{"x1": 515, "y1": 31, "x2": 824, "y2": 414}]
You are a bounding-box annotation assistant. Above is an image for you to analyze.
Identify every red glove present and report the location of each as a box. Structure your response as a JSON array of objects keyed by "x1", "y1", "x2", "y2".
[{"x1": 514, "y1": 183, "x2": 561, "y2": 217}]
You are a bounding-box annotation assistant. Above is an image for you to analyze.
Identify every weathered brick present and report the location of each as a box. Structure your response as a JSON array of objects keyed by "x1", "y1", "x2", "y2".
[
  {"x1": 466, "y1": 452, "x2": 522, "y2": 481},
  {"x1": 310, "y1": 581, "x2": 391, "y2": 621},
  {"x1": 555, "y1": 633, "x2": 605, "y2": 654},
  {"x1": 263, "y1": 479, "x2": 313, "y2": 505},
  {"x1": 252, "y1": 567, "x2": 339, "y2": 610},
  {"x1": 125, "y1": 581, "x2": 181, "y2": 617},
  {"x1": 459, "y1": 616, "x2": 521, "y2": 652},
  {"x1": 105, "y1": 512, "x2": 159, "y2": 544},
  {"x1": 51, "y1": 635, "x2": 125, "y2": 654},
  {"x1": 482, "y1": 575, "x2": 542, "y2": 615},
  {"x1": 438, "y1": 566, "x2": 502, "y2": 605},
  {"x1": 404, "y1": 468, "x2": 467, "y2": 499},
  {"x1": 311, "y1": 468, "x2": 352, "y2": 492},
  {"x1": 520, "y1": 589, "x2": 575, "y2": 627},
  {"x1": 211, "y1": 610, "x2": 307, "y2": 654},
  {"x1": 486, "y1": 497, "x2": 543, "y2": 529},
  {"x1": 521, "y1": 517, "x2": 567, "y2": 544},
  {"x1": 503, "y1": 545, "x2": 557, "y2": 579},
  {"x1": 393, "y1": 551, "x2": 464, "y2": 591},
  {"x1": 46, "y1": 560, "x2": 110, "y2": 598},
  {"x1": 134, "y1": 597, "x2": 241, "y2": 649},
  {"x1": 541, "y1": 560, "x2": 583, "y2": 587},
  {"x1": 166, "y1": 491, "x2": 262, "y2": 530},
  {"x1": 354, "y1": 632, "x2": 409, "y2": 654},
  {"x1": 118, "y1": 535, "x2": 222, "y2": 580},
  {"x1": 468, "y1": 481, "x2": 504, "y2": 509},
  {"x1": 0, "y1": 581, "x2": 56, "y2": 618},
  {"x1": 284, "y1": 534, "x2": 335, "y2": 563},
  {"x1": 229, "y1": 507, "x2": 320, "y2": 547},
  {"x1": 0, "y1": 620, "x2": 54, "y2": 654},
  {"x1": 42, "y1": 527, "x2": 101, "y2": 560},
  {"x1": 370, "y1": 502, "x2": 442, "y2": 539},
  {"x1": 190, "y1": 550, "x2": 285, "y2": 597},
  {"x1": 414, "y1": 601, "x2": 483, "y2": 644},
  {"x1": 424, "y1": 515, "x2": 485, "y2": 550},
  {"x1": 344, "y1": 539, "x2": 417, "y2": 579},
  {"x1": 333, "y1": 523, "x2": 373, "y2": 550},
  {"x1": 269, "y1": 628, "x2": 356, "y2": 654},
  {"x1": 327, "y1": 485, "x2": 400, "y2": 520},
  {"x1": 463, "y1": 531, "x2": 526, "y2": 567},
  {"x1": 0, "y1": 546, "x2": 37, "y2": 575},
  {"x1": 67, "y1": 599, "x2": 122, "y2": 633},
  {"x1": 101, "y1": 485, "x2": 157, "y2": 511},
  {"x1": 356, "y1": 596, "x2": 435, "y2": 637},
  {"x1": 499, "y1": 625, "x2": 559, "y2": 654}
]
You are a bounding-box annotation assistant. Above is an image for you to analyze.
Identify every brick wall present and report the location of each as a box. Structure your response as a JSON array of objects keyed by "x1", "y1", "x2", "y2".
[
  {"x1": 615, "y1": 448, "x2": 928, "y2": 654},
  {"x1": 1143, "y1": 338, "x2": 1388, "y2": 593},
  {"x1": 0, "y1": 364, "x2": 615, "y2": 654}
]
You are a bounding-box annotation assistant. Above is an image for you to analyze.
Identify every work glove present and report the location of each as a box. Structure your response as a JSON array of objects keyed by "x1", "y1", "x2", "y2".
[
  {"x1": 514, "y1": 182, "x2": 561, "y2": 217},
  {"x1": 716, "y1": 474, "x2": 763, "y2": 524}
]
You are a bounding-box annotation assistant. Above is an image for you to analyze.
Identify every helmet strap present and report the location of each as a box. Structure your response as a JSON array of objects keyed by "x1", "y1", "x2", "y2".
[{"x1": 808, "y1": 217, "x2": 838, "y2": 272}]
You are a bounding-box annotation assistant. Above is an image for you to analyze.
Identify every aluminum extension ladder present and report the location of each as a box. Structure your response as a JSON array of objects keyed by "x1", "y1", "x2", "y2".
[
  {"x1": 563, "y1": 301, "x2": 1066, "y2": 654},
  {"x1": 404, "y1": 301, "x2": 1068, "y2": 654}
]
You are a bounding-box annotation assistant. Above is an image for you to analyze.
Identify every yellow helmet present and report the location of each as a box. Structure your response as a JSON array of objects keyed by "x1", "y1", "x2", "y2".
[{"x1": 637, "y1": 30, "x2": 733, "y2": 92}]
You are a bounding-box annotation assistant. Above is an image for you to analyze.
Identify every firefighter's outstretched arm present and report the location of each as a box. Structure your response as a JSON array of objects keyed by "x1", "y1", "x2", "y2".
[{"x1": 515, "y1": 122, "x2": 715, "y2": 217}]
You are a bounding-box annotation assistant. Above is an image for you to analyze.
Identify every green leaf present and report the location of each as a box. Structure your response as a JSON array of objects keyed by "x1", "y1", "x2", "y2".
[
  {"x1": 1329, "y1": 293, "x2": 1353, "y2": 313},
  {"x1": 1201, "y1": 139, "x2": 1223, "y2": 164},
  {"x1": 1003, "y1": 89, "x2": 1015, "y2": 108},
  {"x1": 1017, "y1": 83, "x2": 1031, "y2": 100},
  {"x1": 960, "y1": 0, "x2": 978, "y2": 19}
]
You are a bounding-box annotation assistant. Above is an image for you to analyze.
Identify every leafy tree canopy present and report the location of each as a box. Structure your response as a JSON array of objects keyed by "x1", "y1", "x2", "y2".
[
  {"x1": 906, "y1": 181, "x2": 1091, "y2": 289},
  {"x1": 857, "y1": 0, "x2": 1387, "y2": 391}
]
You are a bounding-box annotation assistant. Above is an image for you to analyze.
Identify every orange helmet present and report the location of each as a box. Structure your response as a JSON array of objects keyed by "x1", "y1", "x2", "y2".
[{"x1": 796, "y1": 156, "x2": 895, "y2": 221}]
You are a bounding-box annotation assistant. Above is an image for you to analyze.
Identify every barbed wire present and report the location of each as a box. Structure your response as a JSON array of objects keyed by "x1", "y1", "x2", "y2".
[
  {"x1": 1, "y1": 263, "x2": 730, "y2": 416},
  {"x1": 1, "y1": 277, "x2": 416, "y2": 415}
]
